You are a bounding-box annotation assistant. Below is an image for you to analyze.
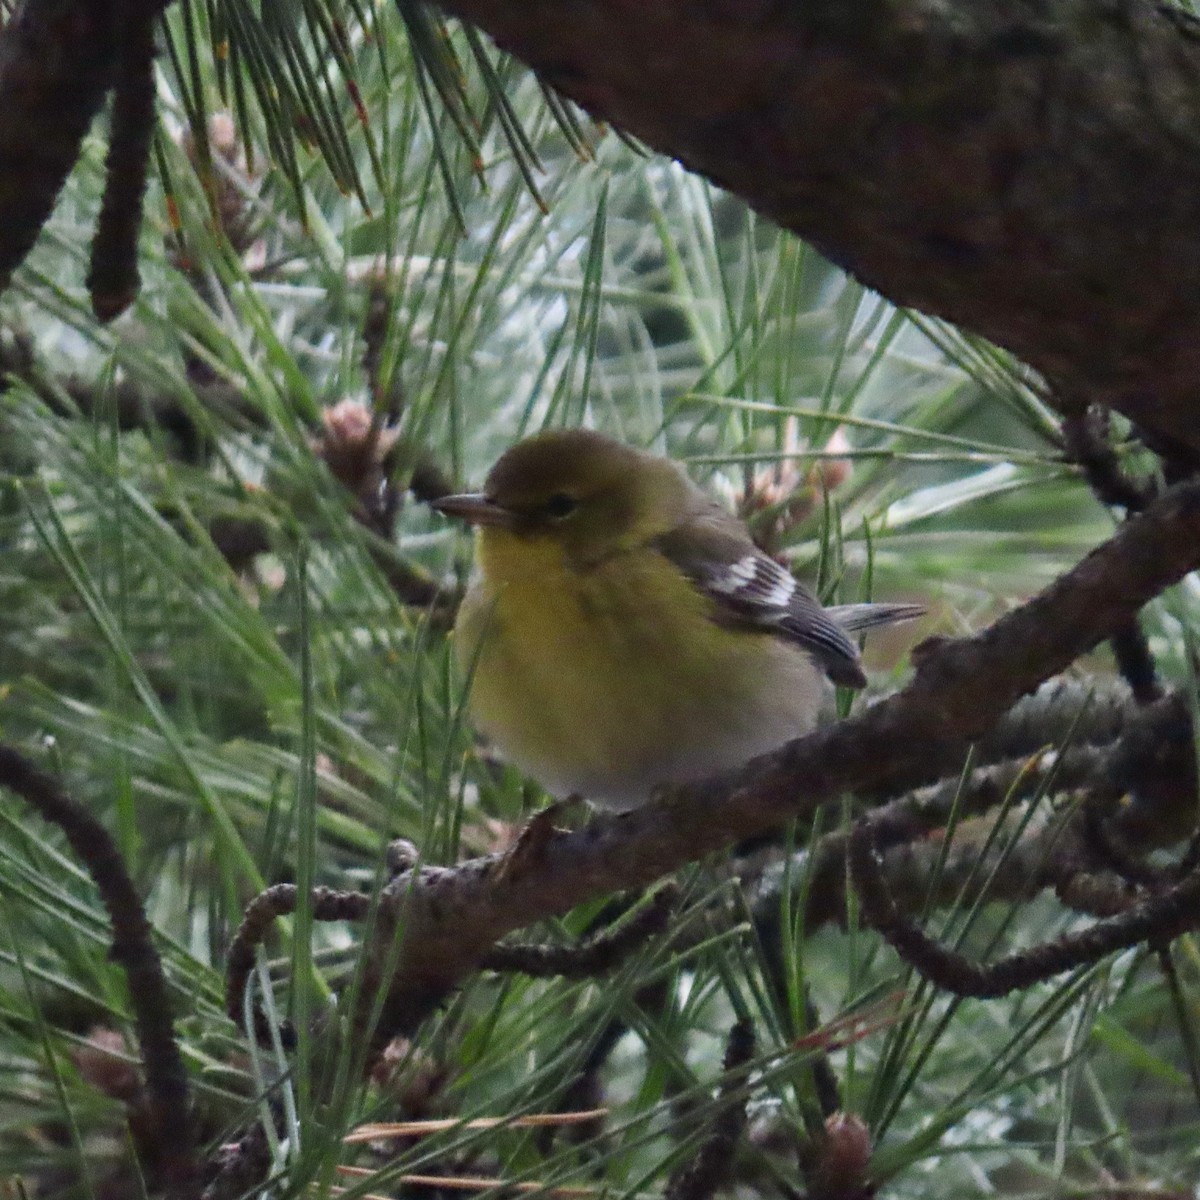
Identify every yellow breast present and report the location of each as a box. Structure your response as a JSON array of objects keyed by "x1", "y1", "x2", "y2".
[{"x1": 454, "y1": 528, "x2": 822, "y2": 808}]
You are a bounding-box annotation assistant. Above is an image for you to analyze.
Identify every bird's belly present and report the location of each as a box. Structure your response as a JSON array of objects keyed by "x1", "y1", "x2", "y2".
[{"x1": 458, "y1": 553, "x2": 824, "y2": 809}]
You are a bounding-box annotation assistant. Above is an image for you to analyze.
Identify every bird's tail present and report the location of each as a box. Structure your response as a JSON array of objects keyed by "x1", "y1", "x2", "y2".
[{"x1": 827, "y1": 602, "x2": 925, "y2": 632}]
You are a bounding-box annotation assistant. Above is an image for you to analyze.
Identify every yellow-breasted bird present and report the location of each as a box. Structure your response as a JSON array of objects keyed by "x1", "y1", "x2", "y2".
[{"x1": 434, "y1": 429, "x2": 921, "y2": 810}]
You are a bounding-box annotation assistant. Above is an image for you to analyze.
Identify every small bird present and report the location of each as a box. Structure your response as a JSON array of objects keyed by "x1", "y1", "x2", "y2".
[{"x1": 434, "y1": 429, "x2": 921, "y2": 810}]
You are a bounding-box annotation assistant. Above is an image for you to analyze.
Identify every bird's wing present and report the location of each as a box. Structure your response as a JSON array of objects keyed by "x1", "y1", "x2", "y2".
[{"x1": 652, "y1": 510, "x2": 872, "y2": 688}]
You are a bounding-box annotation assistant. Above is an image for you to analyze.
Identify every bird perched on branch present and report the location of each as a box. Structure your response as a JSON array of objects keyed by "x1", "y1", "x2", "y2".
[{"x1": 434, "y1": 429, "x2": 921, "y2": 810}]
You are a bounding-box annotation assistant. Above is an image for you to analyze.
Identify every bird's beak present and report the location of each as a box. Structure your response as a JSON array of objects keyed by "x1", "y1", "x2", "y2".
[{"x1": 431, "y1": 492, "x2": 516, "y2": 528}]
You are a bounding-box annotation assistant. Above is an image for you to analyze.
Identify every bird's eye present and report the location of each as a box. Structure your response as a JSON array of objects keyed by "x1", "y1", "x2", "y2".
[{"x1": 543, "y1": 492, "x2": 578, "y2": 520}]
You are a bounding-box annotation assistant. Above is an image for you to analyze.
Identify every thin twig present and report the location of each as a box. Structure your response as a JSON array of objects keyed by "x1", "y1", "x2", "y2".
[
  {"x1": 0, "y1": 744, "x2": 196, "y2": 1196},
  {"x1": 848, "y1": 814, "x2": 1200, "y2": 998},
  {"x1": 225, "y1": 883, "x2": 371, "y2": 1045},
  {"x1": 345, "y1": 1109, "x2": 610, "y2": 1143}
]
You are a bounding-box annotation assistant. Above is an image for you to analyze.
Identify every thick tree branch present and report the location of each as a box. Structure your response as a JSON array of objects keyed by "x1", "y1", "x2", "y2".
[
  {"x1": 0, "y1": 1, "x2": 120, "y2": 290},
  {"x1": 435, "y1": 0, "x2": 1200, "y2": 450},
  {"x1": 360, "y1": 476, "x2": 1200, "y2": 1047}
]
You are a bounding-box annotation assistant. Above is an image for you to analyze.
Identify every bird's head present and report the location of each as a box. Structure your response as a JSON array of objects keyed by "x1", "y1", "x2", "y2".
[{"x1": 433, "y1": 429, "x2": 696, "y2": 565}]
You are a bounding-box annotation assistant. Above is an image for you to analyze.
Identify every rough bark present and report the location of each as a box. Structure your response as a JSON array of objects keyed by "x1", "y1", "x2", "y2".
[{"x1": 434, "y1": 0, "x2": 1200, "y2": 451}]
